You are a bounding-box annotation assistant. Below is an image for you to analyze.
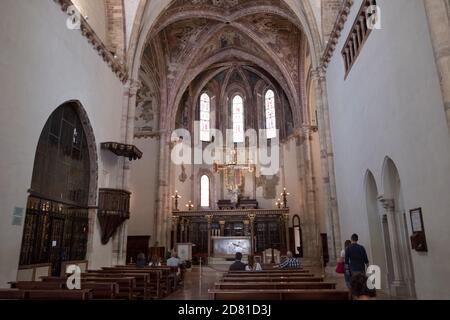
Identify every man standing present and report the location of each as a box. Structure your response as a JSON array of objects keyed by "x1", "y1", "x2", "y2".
[{"x1": 345, "y1": 234, "x2": 369, "y2": 277}]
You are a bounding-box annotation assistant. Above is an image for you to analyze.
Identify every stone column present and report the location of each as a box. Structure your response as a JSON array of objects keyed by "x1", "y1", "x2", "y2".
[
  {"x1": 379, "y1": 198, "x2": 407, "y2": 294},
  {"x1": 301, "y1": 127, "x2": 320, "y2": 261},
  {"x1": 171, "y1": 216, "x2": 179, "y2": 251},
  {"x1": 248, "y1": 213, "x2": 256, "y2": 255},
  {"x1": 155, "y1": 132, "x2": 171, "y2": 247},
  {"x1": 312, "y1": 67, "x2": 342, "y2": 264},
  {"x1": 219, "y1": 220, "x2": 226, "y2": 236},
  {"x1": 206, "y1": 215, "x2": 213, "y2": 264},
  {"x1": 423, "y1": 0, "x2": 450, "y2": 134}
]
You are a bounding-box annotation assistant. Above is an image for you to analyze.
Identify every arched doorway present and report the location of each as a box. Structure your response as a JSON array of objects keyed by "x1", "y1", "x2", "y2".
[
  {"x1": 18, "y1": 101, "x2": 96, "y2": 276},
  {"x1": 364, "y1": 170, "x2": 390, "y2": 295},
  {"x1": 380, "y1": 158, "x2": 416, "y2": 299}
]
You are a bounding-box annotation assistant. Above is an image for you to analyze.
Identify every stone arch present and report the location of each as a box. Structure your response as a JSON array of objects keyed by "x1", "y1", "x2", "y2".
[
  {"x1": 18, "y1": 100, "x2": 98, "y2": 275},
  {"x1": 380, "y1": 157, "x2": 417, "y2": 298},
  {"x1": 364, "y1": 169, "x2": 389, "y2": 293},
  {"x1": 126, "y1": 0, "x2": 324, "y2": 107},
  {"x1": 195, "y1": 168, "x2": 217, "y2": 210}
]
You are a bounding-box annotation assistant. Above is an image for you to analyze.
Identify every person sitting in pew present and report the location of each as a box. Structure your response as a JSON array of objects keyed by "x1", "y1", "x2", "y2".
[
  {"x1": 136, "y1": 253, "x2": 147, "y2": 268},
  {"x1": 229, "y1": 252, "x2": 246, "y2": 271},
  {"x1": 276, "y1": 251, "x2": 301, "y2": 269},
  {"x1": 149, "y1": 255, "x2": 162, "y2": 267},
  {"x1": 245, "y1": 255, "x2": 262, "y2": 271},
  {"x1": 166, "y1": 251, "x2": 181, "y2": 267}
]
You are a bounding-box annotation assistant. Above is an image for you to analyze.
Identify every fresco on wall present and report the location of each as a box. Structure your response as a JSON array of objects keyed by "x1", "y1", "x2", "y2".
[{"x1": 256, "y1": 174, "x2": 279, "y2": 199}]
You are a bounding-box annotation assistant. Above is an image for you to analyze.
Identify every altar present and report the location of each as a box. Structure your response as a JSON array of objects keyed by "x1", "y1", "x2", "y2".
[
  {"x1": 212, "y1": 236, "x2": 251, "y2": 258},
  {"x1": 170, "y1": 208, "x2": 290, "y2": 263}
]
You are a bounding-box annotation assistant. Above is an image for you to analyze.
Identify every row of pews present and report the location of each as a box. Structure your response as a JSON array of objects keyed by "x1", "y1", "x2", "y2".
[
  {"x1": 0, "y1": 265, "x2": 181, "y2": 300},
  {"x1": 209, "y1": 268, "x2": 350, "y2": 300}
]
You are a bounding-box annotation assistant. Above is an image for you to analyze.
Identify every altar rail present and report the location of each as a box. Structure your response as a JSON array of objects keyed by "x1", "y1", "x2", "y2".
[{"x1": 172, "y1": 208, "x2": 289, "y2": 217}]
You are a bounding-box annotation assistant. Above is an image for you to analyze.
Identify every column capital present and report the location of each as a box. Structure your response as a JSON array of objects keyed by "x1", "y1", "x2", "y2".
[
  {"x1": 311, "y1": 67, "x2": 326, "y2": 81},
  {"x1": 378, "y1": 197, "x2": 395, "y2": 210},
  {"x1": 205, "y1": 214, "x2": 213, "y2": 225},
  {"x1": 171, "y1": 215, "x2": 179, "y2": 226},
  {"x1": 125, "y1": 79, "x2": 142, "y2": 97},
  {"x1": 248, "y1": 213, "x2": 256, "y2": 222}
]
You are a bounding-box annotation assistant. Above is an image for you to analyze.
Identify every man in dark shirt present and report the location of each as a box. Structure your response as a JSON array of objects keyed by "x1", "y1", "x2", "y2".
[
  {"x1": 229, "y1": 252, "x2": 246, "y2": 271},
  {"x1": 345, "y1": 234, "x2": 369, "y2": 274}
]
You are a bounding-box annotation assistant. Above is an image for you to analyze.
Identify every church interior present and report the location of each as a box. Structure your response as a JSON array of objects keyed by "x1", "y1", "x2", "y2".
[{"x1": 1, "y1": 0, "x2": 450, "y2": 301}]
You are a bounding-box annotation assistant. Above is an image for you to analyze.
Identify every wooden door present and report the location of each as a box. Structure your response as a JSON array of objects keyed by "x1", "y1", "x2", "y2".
[{"x1": 126, "y1": 236, "x2": 150, "y2": 264}]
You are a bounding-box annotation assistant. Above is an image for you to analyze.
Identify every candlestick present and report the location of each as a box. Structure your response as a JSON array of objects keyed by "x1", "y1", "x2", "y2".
[
  {"x1": 185, "y1": 201, "x2": 194, "y2": 211},
  {"x1": 172, "y1": 190, "x2": 181, "y2": 211},
  {"x1": 280, "y1": 188, "x2": 290, "y2": 208},
  {"x1": 275, "y1": 198, "x2": 282, "y2": 209}
]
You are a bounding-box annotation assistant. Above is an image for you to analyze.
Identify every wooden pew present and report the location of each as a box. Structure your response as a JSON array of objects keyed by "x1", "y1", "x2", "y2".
[
  {"x1": 228, "y1": 269, "x2": 310, "y2": 274},
  {"x1": 222, "y1": 276, "x2": 324, "y2": 282},
  {"x1": 215, "y1": 282, "x2": 337, "y2": 290},
  {"x1": 85, "y1": 278, "x2": 134, "y2": 300},
  {"x1": 104, "y1": 266, "x2": 173, "y2": 295},
  {"x1": 42, "y1": 276, "x2": 133, "y2": 300},
  {"x1": 96, "y1": 268, "x2": 167, "y2": 298},
  {"x1": 209, "y1": 289, "x2": 349, "y2": 300},
  {"x1": 87, "y1": 271, "x2": 156, "y2": 299},
  {"x1": 224, "y1": 272, "x2": 314, "y2": 278},
  {"x1": 0, "y1": 289, "x2": 26, "y2": 300},
  {"x1": 25, "y1": 289, "x2": 93, "y2": 300},
  {"x1": 10, "y1": 281, "x2": 64, "y2": 290},
  {"x1": 80, "y1": 282, "x2": 119, "y2": 299}
]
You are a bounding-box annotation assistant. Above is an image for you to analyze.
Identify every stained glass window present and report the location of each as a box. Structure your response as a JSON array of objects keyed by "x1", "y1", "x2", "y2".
[
  {"x1": 200, "y1": 175, "x2": 210, "y2": 207},
  {"x1": 200, "y1": 93, "x2": 210, "y2": 142},
  {"x1": 265, "y1": 89, "x2": 276, "y2": 139},
  {"x1": 232, "y1": 95, "x2": 244, "y2": 143}
]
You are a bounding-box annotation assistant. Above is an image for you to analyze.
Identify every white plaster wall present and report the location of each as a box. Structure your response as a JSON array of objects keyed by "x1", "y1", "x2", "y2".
[
  {"x1": 0, "y1": 0, "x2": 124, "y2": 287},
  {"x1": 326, "y1": 0, "x2": 450, "y2": 299},
  {"x1": 129, "y1": 138, "x2": 159, "y2": 237},
  {"x1": 72, "y1": 0, "x2": 107, "y2": 44}
]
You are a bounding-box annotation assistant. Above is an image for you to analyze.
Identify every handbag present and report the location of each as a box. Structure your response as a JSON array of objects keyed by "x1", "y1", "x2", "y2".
[{"x1": 335, "y1": 261, "x2": 345, "y2": 274}]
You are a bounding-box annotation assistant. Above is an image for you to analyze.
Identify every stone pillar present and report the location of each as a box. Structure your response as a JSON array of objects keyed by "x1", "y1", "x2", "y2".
[
  {"x1": 312, "y1": 67, "x2": 342, "y2": 264},
  {"x1": 423, "y1": 0, "x2": 450, "y2": 134},
  {"x1": 171, "y1": 216, "x2": 179, "y2": 251},
  {"x1": 248, "y1": 213, "x2": 256, "y2": 255},
  {"x1": 121, "y1": 79, "x2": 141, "y2": 189},
  {"x1": 219, "y1": 220, "x2": 226, "y2": 236},
  {"x1": 206, "y1": 215, "x2": 213, "y2": 264},
  {"x1": 155, "y1": 132, "x2": 171, "y2": 247},
  {"x1": 379, "y1": 198, "x2": 407, "y2": 294},
  {"x1": 301, "y1": 128, "x2": 320, "y2": 261}
]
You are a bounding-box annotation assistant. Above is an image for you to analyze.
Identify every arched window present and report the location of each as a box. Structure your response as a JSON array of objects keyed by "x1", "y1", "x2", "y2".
[
  {"x1": 20, "y1": 102, "x2": 91, "y2": 273},
  {"x1": 265, "y1": 89, "x2": 276, "y2": 139},
  {"x1": 200, "y1": 175, "x2": 210, "y2": 207},
  {"x1": 232, "y1": 95, "x2": 244, "y2": 143},
  {"x1": 200, "y1": 93, "x2": 210, "y2": 142}
]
